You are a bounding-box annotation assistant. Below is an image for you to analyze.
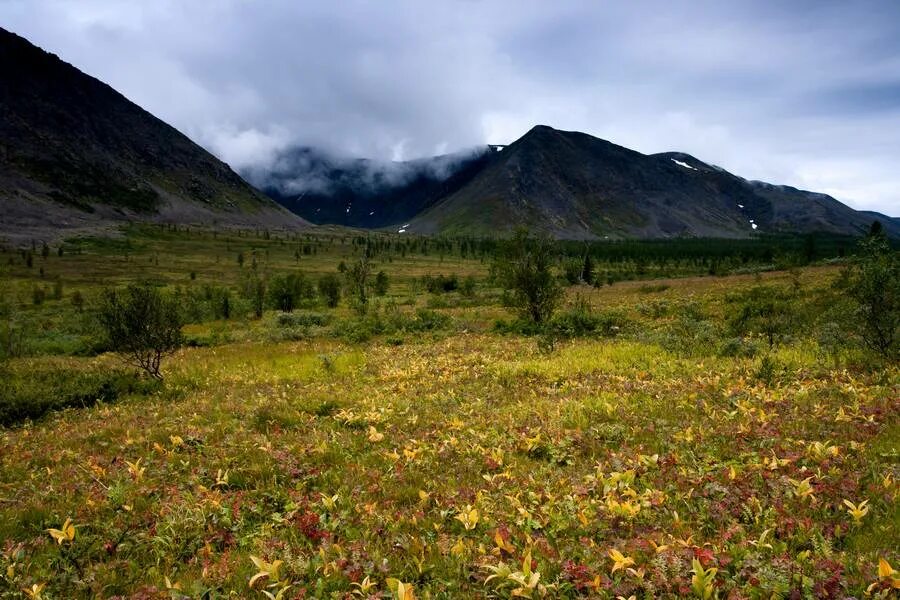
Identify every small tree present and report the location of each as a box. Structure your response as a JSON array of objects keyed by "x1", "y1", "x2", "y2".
[
  {"x1": 493, "y1": 230, "x2": 562, "y2": 325},
  {"x1": 241, "y1": 271, "x2": 266, "y2": 319},
  {"x1": 582, "y1": 252, "x2": 595, "y2": 285},
  {"x1": 319, "y1": 273, "x2": 341, "y2": 308},
  {"x1": 268, "y1": 273, "x2": 311, "y2": 313},
  {"x1": 345, "y1": 253, "x2": 371, "y2": 314},
  {"x1": 98, "y1": 283, "x2": 183, "y2": 380},
  {"x1": 848, "y1": 232, "x2": 898, "y2": 360},
  {"x1": 728, "y1": 285, "x2": 796, "y2": 349},
  {"x1": 374, "y1": 270, "x2": 389, "y2": 296}
]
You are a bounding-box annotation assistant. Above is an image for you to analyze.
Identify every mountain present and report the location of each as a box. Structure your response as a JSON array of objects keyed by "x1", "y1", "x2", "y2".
[
  {"x1": 407, "y1": 125, "x2": 899, "y2": 239},
  {"x1": 0, "y1": 28, "x2": 306, "y2": 243},
  {"x1": 242, "y1": 146, "x2": 492, "y2": 229},
  {"x1": 258, "y1": 124, "x2": 897, "y2": 239}
]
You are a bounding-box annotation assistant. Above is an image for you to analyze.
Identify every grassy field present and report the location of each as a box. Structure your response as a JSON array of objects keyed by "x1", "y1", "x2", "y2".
[{"x1": 0, "y1": 226, "x2": 898, "y2": 599}]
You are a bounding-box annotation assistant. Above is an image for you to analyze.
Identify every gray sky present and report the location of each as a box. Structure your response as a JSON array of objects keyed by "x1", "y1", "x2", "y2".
[{"x1": 3, "y1": 0, "x2": 900, "y2": 215}]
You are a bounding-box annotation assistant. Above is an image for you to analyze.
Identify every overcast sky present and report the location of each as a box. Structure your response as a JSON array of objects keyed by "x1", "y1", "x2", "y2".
[{"x1": 3, "y1": 0, "x2": 900, "y2": 215}]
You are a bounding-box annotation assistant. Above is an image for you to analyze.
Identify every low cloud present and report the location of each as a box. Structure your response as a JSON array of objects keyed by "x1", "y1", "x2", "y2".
[{"x1": 243, "y1": 146, "x2": 489, "y2": 198}]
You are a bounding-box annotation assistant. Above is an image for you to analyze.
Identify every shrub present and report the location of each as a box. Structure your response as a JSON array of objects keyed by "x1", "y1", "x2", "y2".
[
  {"x1": 241, "y1": 270, "x2": 266, "y2": 319},
  {"x1": 847, "y1": 235, "x2": 899, "y2": 360},
  {"x1": 493, "y1": 230, "x2": 562, "y2": 324},
  {"x1": 422, "y1": 273, "x2": 458, "y2": 294},
  {"x1": 374, "y1": 271, "x2": 389, "y2": 296},
  {"x1": 97, "y1": 283, "x2": 184, "y2": 380},
  {"x1": 0, "y1": 366, "x2": 155, "y2": 426},
  {"x1": 345, "y1": 255, "x2": 371, "y2": 314},
  {"x1": 318, "y1": 273, "x2": 341, "y2": 308},
  {"x1": 638, "y1": 284, "x2": 670, "y2": 294},
  {"x1": 727, "y1": 285, "x2": 797, "y2": 349},
  {"x1": 71, "y1": 290, "x2": 85, "y2": 312},
  {"x1": 268, "y1": 272, "x2": 314, "y2": 313},
  {"x1": 276, "y1": 311, "x2": 330, "y2": 328},
  {"x1": 460, "y1": 275, "x2": 477, "y2": 297},
  {"x1": 661, "y1": 311, "x2": 722, "y2": 357}
]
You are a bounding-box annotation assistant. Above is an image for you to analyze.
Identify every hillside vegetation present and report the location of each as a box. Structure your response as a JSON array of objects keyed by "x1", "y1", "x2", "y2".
[{"x1": 0, "y1": 226, "x2": 897, "y2": 599}]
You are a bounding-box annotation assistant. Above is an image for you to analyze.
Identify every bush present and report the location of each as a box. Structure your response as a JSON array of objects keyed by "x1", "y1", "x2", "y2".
[
  {"x1": 345, "y1": 255, "x2": 371, "y2": 314},
  {"x1": 847, "y1": 235, "x2": 898, "y2": 360},
  {"x1": 493, "y1": 230, "x2": 562, "y2": 324},
  {"x1": 0, "y1": 366, "x2": 155, "y2": 426},
  {"x1": 660, "y1": 311, "x2": 722, "y2": 357},
  {"x1": 374, "y1": 271, "x2": 389, "y2": 296},
  {"x1": 460, "y1": 275, "x2": 477, "y2": 298},
  {"x1": 268, "y1": 272, "x2": 314, "y2": 313},
  {"x1": 718, "y1": 337, "x2": 759, "y2": 358},
  {"x1": 332, "y1": 306, "x2": 451, "y2": 342},
  {"x1": 550, "y1": 308, "x2": 630, "y2": 339},
  {"x1": 277, "y1": 311, "x2": 330, "y2": 328},
  {"x1": 727, "y1": 285, "x2": 797, "y2": 349},
  {"x1": 422, "y1": 273, "x2": 459, "y2": 294},
  {"x1": 318, "y1": 273, "x2": 341, "y2": 308},
  {"x1": 98, "y1": 283, "x2": 184, "y2": 380},
  {"x1": 241, "y1": 270, "x2": 266, "y2": 319}
]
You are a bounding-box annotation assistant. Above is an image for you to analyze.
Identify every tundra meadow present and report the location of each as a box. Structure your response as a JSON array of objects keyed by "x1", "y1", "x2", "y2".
[{"x1": 0, "y1": 226, "x2": 897, "y2": 599}]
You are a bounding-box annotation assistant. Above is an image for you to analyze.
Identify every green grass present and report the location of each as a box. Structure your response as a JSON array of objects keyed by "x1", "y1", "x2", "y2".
[{"x1": 0, "y1": 226, "x2": 897, "y2": 599}]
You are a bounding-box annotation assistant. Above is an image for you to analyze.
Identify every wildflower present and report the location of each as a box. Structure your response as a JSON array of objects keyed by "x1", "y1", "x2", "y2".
[{"x1": 843, "y1": 499, "x2": 869, "y2": 525}]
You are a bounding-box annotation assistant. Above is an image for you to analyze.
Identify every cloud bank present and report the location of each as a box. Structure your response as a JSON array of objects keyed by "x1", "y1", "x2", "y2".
[{"x1": 3, "y1": 0, "x2": 899, "y2": 214}]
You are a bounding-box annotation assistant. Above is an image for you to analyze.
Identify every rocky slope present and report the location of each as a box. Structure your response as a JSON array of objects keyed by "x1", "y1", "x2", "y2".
[{"x1": 0, "y1": 28, "x2": 306, "y2": 244}]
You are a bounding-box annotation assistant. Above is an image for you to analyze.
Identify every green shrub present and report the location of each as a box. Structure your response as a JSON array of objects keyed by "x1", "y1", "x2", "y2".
[
  {"x1": 97, "y1": 283, "x2": 184, "y2": 380},
  {"x1": 460, "y1": 275, "x2": 477, "y2": 297},
  {"x1": 718, "y1": 337, "x2": 759, "y2": 358},
  {"x1": 277, "y1": 312, "x2": 330, "y2": 328},
  {"x1": 0, "y1": 366, "x2": 155, "y2": 426},
  {"x1": 493, "y1": 230, "x2": 562, "y2": 324},
  {"x1": 660, "y1": 312, "x2": 722, "y2": 357},
  {"x1": 638, "y1": 283, "x2": 670, "y2": 294},
  {"x1": 268, "y1": 272, "x2": 314, "y2": 313},
  {"x1": 422, "y1": 273, "x2": 459, "y2": 294},
  {"x1": 847, "y1": 235, "x2": 899, "y2": 360},
  {"x1": 374, "y1": 270, "x2": 389, "y2": 296},
  {"x1": 727, "y1": 285, "x2": 797, "y2": 349},
  {"x1": 318, "y1": 273, "x2": 341, "y2": 308}
]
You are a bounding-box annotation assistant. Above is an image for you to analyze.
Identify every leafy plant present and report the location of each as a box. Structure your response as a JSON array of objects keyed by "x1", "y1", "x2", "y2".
[
  {"x1": 493, "y1": 230, "x2": 562, "y2": 325},
  {"x1": 97, "y1": 283, "x2": 183, "y2": 380}
]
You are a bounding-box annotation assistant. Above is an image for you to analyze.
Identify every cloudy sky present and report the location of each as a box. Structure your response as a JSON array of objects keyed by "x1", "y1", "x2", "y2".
[{"x1": 3, "y1": 0, "x2": 900, "y2": 215}]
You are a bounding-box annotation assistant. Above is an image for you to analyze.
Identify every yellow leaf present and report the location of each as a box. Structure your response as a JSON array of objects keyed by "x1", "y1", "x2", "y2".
[
  {"x1": 879, "y1": 557, "x2": 897, "y2": 578},
  {"x1": 23, "y1": 583, "x2": 46, "y2": 600},
  {"x1": 608, "y1": 548, "x2": 634, "y2": 574},
  {"x1": 454, "y1": 505, "x2": 479, "y2": 530},
  {"x1": 47, "y1": 518, "x2": 75, "y2": 544},
  {"x1": 367, "y1": 426, "x2": 384, "y2": 442}
]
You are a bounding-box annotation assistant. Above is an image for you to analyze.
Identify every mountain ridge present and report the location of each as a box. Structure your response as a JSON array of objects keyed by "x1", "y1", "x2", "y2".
[
  {"x1": 0, "y1": 27, "x2": 306, "y2": 244},
  {"x1": 254, "y1": 124, "x2": 897, "y2": 239}
]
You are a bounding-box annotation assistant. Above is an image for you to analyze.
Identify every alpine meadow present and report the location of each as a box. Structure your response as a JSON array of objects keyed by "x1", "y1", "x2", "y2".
[{"x1": 1, "y1": 3, "x2": 900, "y2": 599}]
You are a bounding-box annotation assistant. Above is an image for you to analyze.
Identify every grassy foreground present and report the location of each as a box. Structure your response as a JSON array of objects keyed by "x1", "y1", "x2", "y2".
[{"x1": 0, "y1": 229, "x2": 898, "y2": 599}]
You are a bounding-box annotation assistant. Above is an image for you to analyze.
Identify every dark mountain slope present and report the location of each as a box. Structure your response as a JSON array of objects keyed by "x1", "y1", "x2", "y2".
[
  {"x1": 0, "y1": 28, "x2": 305, "y2": 243},
  {"x1": 244, "y1": 147, "x2": 493, "y2": 229},
  {"x1": 405, "y1": 125, "x2": 898, "y2": 239}
]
